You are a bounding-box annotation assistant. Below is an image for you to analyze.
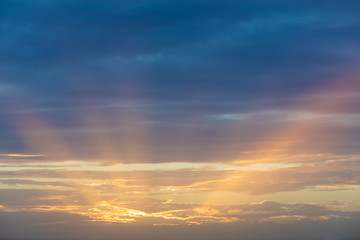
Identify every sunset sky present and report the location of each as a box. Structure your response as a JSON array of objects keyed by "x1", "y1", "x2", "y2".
[{"x1": 1, "y1": 1, "x2": 360, "y2": 239}]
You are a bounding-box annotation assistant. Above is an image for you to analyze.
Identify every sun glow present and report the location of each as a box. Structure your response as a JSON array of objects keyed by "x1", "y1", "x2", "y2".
[{"x1": 0, "y1": 74, "x2": 359, "y2": 228}]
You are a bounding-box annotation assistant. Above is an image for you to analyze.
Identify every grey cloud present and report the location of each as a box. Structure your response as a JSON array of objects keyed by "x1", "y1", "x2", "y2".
[
  {"x1": 0, "y1": 189, "x2": 90, "y2": 207},
  {"x1": 0, "y1": 210, "x2": 359, "y2": 240}
]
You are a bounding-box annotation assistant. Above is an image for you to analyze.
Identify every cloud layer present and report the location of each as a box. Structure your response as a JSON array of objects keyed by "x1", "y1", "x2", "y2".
[{"x1": 1, "y1": 0, "x2": 360, "y2": 239}]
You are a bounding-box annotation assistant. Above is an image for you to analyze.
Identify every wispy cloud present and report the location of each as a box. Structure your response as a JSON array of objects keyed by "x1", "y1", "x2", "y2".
[{"x1": 0, "y1": 154, "x2": 45, "y2": 158}]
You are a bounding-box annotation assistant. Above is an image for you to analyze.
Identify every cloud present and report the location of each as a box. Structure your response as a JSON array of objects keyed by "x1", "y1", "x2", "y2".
[
  {"x1": 1, "y1": 0, "x2": 360, "y2": 163},
  {"x1": 0, "y1": 189, "x2": 91, "y2": 207},
  {"x1": 1, "y1": 0, "x2": 359, "y2": 101},
  {"x1": 0, "y1": 1, "x2": 360, "y2": 238},
  {"x1": 0, "y1": 208, "x2": 359, "y2": 240},
  {"x1": 0, "y1": 158, "x2": 359, "y2": 196},
  {"x1": 0, "y1": 154, "x2": 45, "y2": 157},
  {"x1": 1, "y1": 191, "x2": 358, "y2": 225}
]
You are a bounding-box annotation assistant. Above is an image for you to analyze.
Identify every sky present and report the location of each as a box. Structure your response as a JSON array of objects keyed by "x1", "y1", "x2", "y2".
[{"x1": 0, "y1": 0, "x2": 360, "y2": 239}]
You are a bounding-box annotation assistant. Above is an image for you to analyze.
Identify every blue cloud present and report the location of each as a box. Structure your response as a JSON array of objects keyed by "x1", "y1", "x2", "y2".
[{"x1": 0, "y1": 0, "x2": 359, "y2": 160}]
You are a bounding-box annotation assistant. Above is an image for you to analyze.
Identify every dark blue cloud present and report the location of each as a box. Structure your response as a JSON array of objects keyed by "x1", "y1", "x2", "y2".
[
  {"x1": 1, "y1": 0, "x2": 360, "y2": 160},
  {"x1": 2, "y1": 0, "x2": 359, "y2": 90}
]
